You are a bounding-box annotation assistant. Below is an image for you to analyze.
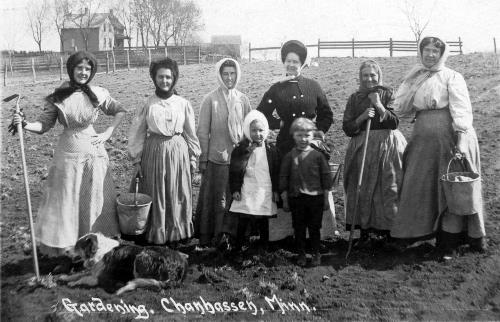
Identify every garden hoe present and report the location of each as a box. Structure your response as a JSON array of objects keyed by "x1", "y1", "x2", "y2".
[{"x1": 3, "y1": 94, "x2": 53, "y2": 288}]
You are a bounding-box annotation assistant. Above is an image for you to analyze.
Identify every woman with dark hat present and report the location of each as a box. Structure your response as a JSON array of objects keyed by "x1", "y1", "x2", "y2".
[
  {"x1": 10, "y1": 51, "x2": 127, "y2": 256},
  {"x1": 257, "y1": 40, "x2": 337, "y2": 243},
  {"x1": 128, "y1": 58, "x2": 200, "y2": 245},
  {"x1": 257, "y1": 40, "x2": 333, "y2": 156}
]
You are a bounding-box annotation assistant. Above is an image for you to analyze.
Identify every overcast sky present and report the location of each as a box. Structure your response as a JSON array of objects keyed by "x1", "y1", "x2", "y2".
[{"x1": 1, "y1": 0, "x2": 499, "y2": 56}]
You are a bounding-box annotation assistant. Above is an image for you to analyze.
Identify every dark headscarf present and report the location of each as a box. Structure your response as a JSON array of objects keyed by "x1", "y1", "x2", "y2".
[
  {"x1": 149, "y1": 58, "x2": 179, "y2": 99},
  {"x1": 46, "y1": 51, "x2": 99, "y2": 107},
  {"x1": 281, "y1": 40, "x2": 307, "y2": 65}
]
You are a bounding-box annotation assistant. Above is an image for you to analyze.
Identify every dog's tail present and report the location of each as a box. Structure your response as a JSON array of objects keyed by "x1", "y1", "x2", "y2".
[{"x1": 115, "y1": 278, "x2": 169, "y2": 296}]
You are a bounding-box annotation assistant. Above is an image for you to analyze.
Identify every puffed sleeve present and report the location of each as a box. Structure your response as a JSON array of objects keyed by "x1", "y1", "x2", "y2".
[
  {"x1": 197, "y1": 94, "x2": 212, "y2": 163},
  {"x1": 448, "y1": 72, "x2": 473, "y2": 132},
  {"x1": 315, "y1": 86, "x2": 333, "y2": 134},
  {"x1": 127, "y1": 102, "x2": 148, "y2": 164},
  {"x1": 36, "y1": 100, "x2": 59, "y2": 134},
  {"x1": 342, "y1": 94, "x2": 361, "y2": 137},
  {"x1": 183, "y1": 100, "x2": 201, "y2": 162},
  {"x1": 93, "y1": 86, "x2": 127, "y2": 115},
  {"x1": 257, "y1": 87, "x2": 281, "y2": 130}
]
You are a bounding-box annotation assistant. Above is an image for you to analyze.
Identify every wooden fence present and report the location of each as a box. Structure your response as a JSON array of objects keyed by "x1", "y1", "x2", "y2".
[
  {"x1": 249, "y1": 37, "x2": 463, "y2": 60},
  {"x1": 1, "y1": 46, "x2": 230, "y2": 86}
]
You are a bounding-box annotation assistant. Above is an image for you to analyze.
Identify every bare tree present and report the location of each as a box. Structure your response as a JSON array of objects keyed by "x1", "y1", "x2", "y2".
[
  {"x1": 131, "y1": 0, "x2": 152, "y2": 48},
  {"x1": 171, "y1": 0, "x2": 203, "y2": 46},
  {"x1": 147, "y1": 0, "x2": 172, "y2": 48},
  {"x1": 26, "y1": 0, "x2": 51, "y2": 52},
  {"x1": 70, "y1": 0, "x2": 103, "y2": 51},
  {"x1": 401, "y1": 0, "x2": 436, "y2": 44},
  {"x1": 52, "y1": 0, "x2": 72, "y2": 52}
]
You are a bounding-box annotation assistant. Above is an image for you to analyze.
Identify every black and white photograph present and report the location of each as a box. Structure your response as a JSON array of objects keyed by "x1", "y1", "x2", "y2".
[{"x1": 1, "y1": 0, "x2": 499, "y2": 320}]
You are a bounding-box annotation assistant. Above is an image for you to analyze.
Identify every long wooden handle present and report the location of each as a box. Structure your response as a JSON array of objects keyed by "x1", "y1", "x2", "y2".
[
  {"x1": 16, "y1": 96, "x2": 40, "y2": 280},
  {"x1": 346, "y1": 117, "x2": 372, "y2": 260}
]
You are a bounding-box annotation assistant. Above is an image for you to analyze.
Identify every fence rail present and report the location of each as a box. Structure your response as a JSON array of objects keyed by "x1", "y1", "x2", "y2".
[
  {"x1": 248, "y1": 37, "x2": 463, "y2": 60},
  {"x1": 1, "y1": 46, "x2": 231, "y2": 86}
]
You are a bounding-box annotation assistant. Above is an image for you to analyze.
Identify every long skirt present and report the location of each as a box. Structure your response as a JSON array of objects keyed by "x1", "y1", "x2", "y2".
[
  {"x1": 36, "y1": 126, "x2": 119, "y2": 256},
  {"x1": 344, "y1": 129, "x2": 407, "y2": 231},
  {"x1": 194, "y1": 162, "x2": 235, "y2": 245},
  {"x1": 391, "y1": 108, "x2": 485, "y2": 240},
  {"x1": 137, "y1": 133, "x2": 194, "y2": 244}
]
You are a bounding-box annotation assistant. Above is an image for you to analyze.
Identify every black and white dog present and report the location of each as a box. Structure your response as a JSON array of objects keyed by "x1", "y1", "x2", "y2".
[{"x1": 59, "y1": 233, "x2": 188, "y2": 295}]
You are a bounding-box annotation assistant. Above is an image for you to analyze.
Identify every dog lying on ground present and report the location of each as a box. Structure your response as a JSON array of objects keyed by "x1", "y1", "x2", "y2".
[{"x1": 58, "y1": 233, "x2": 188, "y2": 295}]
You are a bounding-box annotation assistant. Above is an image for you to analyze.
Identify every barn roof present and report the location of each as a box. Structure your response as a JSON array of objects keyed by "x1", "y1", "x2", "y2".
[{"x1": 211, "y1": 35, "x2": 242, "y2": 45}]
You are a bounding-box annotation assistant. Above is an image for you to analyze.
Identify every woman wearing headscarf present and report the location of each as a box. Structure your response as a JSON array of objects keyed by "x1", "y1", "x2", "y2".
[
  {"x1": 343, "y1": 60, "x2": 407, "y2": 246},
  {"x1": 128, "y1": 58, "x2": 200, "y2": 245},
  {"x1": 391, "y1": 36, "x2": 486, "y2": 253},
  {"x1": 9, "y1": 51, "x2": 126, "y2": 256},
  {"x1": 257, "y1": 40, "x2": 336, "y2": 242},
  {"x1": 195, "y1": 58, "x2": 252, "y2": 247}
]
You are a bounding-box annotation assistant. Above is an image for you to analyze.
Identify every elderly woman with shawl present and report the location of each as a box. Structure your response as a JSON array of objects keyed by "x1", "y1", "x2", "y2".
[
  {"x1": 391, "y1": 36, "x2": 486, "y2": 253},
  {"x1": 195, "y1": 58, "x2": 252, "y2": 247},
  {"x1": 128, "y1": 58, "x2": 200, "y2": 245},
  {"x1": 10, "y1": 51, "x2": 126, "y2": 256},
  {"x1": 342, "y1": 60, "x2": 406, "y2": 246}
]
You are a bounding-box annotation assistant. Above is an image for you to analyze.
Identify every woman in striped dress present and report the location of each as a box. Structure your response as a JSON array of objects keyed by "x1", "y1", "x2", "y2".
[
  {"x1": 128, "y1": 58, "x2": 201, "y2": 245},
  {"x1": 10, "y1": 51, "x2": 126, "y2": 256}
]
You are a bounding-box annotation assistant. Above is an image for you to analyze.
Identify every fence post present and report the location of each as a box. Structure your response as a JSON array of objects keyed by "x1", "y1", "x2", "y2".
[
  {"x1": 4, "y1": 63, "x2": 7, "y2": 86},
  {"x1": 389, "y1": 38, "x2": 393, "y2": 57},
  {"x1": 31, "y1": 58, "x2": 36, "y2": 83},
  {"x1": 127, "y1": 49, "x2": 130, "y2": 70},
  {"x1": 183, "y1": 46, "x2": 187, "y2": 65},
  {"x1": 352, "y1": 38, "x2": 355, "y2": 58},
  {"x1": 248, "y1": 42, "x2": 251, "y2": 62},
  {"x1": 106, "y1": 52, "x2": 109, "y2": 74},
  {"x1": 148, "y1": 49, "x2": 152, "y2": 66},
  {"x1": 458, "y1": 37, "x2": 463, "y2": 55},
  {"x1": 60, "y1": 56, "x2": 63, "y2": 80},
  {"x1": 164, "y1": 46, "x2": 168, "y2": 58},
  {"x1": 318, "y1": 38, "x2": 320, "y2": 58},
  {"x1": 9, "y1": 55, "x2": 13, "y2": 77},
  {"x1": 198, "y1": 46, "x2": 201, "y2": 64},
  {"x1": 111, "y1": 49, "x2": 116, "y2": 72},
  {"x1": 494, "y1": 37, "x2": 497, "y2": 54}
]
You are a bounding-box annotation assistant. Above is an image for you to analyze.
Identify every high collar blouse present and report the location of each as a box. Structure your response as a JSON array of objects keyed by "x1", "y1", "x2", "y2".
[
  {"x1": 412, "y1": 67, "x2": 473, "y2": 133},
  {"x1": 128, "y1": 94, "x2": 201, "y2": 164}
]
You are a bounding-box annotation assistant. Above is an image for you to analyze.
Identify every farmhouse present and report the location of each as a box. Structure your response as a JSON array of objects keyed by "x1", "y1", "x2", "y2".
[{"x1": 61, "y1": 9, "x2": 129, "y2": 52}]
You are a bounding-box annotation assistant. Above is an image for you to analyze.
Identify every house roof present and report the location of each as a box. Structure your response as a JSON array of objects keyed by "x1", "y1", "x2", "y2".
[
  {"x1": 211, "y1": 35, "x2": 242, "y2": 45},
  {"x1": 64, "y1": 12, "x2": 124, "y2": 30}
]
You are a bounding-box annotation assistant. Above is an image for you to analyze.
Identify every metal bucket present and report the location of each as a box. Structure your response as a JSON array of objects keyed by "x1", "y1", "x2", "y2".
[
  {"x1": 116, "y1": 178, "x2": 152, "y2": 235},
  {"x1": 441, "y1": 158, "x2": 482, "y2": 216}
]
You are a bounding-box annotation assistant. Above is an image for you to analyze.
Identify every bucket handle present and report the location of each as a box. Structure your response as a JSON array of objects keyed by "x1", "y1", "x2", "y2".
[
  {"x1": 134, "y1": 177, "x2": 139, "y2": 206},
  {"x1": 445, "y1": 156, "x2": 473, "y2": 176}
]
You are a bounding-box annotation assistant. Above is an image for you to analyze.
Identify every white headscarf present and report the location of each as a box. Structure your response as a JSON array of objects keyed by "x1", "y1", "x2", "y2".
[
  {"x1": 242, "y1": 110, "x2": 269, "y2": 143},
  {"x1": 215, "y1": 58, "x2": 244, "y2": 144},
  {"x1": 393, "y1": 36, "x2": 450, "y2": 118}
]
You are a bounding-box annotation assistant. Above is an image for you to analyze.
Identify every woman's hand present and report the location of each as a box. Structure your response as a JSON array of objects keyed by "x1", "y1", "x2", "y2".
[
  {"x1": 280, "y1": 191, "x2": 289, "y2": 212},
  {"x1": 232, "y1": 191, "x2": 241, "y2": 201},
  {"x1": 8, "y1": 111, "x2": 27, "y2": 135},
  {"x1": 91, "y1": 129, "x2": 112, "y2": 145},
  {"x1": 455, "y1": 132, "x2": 467, "y2": 159},
  {"x1": 357, "y1": 107, "x2": 375, "y2": 125},
  {"x1": 368, "y1": 92, "x2": 381, "y2": 106},
  {"x1": 134, "y1": 162, "x2": 143, "y2": 178}
]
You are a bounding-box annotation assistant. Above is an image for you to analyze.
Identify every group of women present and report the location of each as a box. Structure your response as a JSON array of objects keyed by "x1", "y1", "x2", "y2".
[{"x1": 11, "y1": 36, "x2": 486, "y2": 260}]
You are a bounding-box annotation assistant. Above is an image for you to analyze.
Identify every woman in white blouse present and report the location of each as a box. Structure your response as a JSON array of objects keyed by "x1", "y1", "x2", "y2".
[
  {"x1": 128, "y1": 58, "x2": 201, "y2": 245},
  {"x1": 390, "y1": 36, "x2": 486, "y2": 253}
]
